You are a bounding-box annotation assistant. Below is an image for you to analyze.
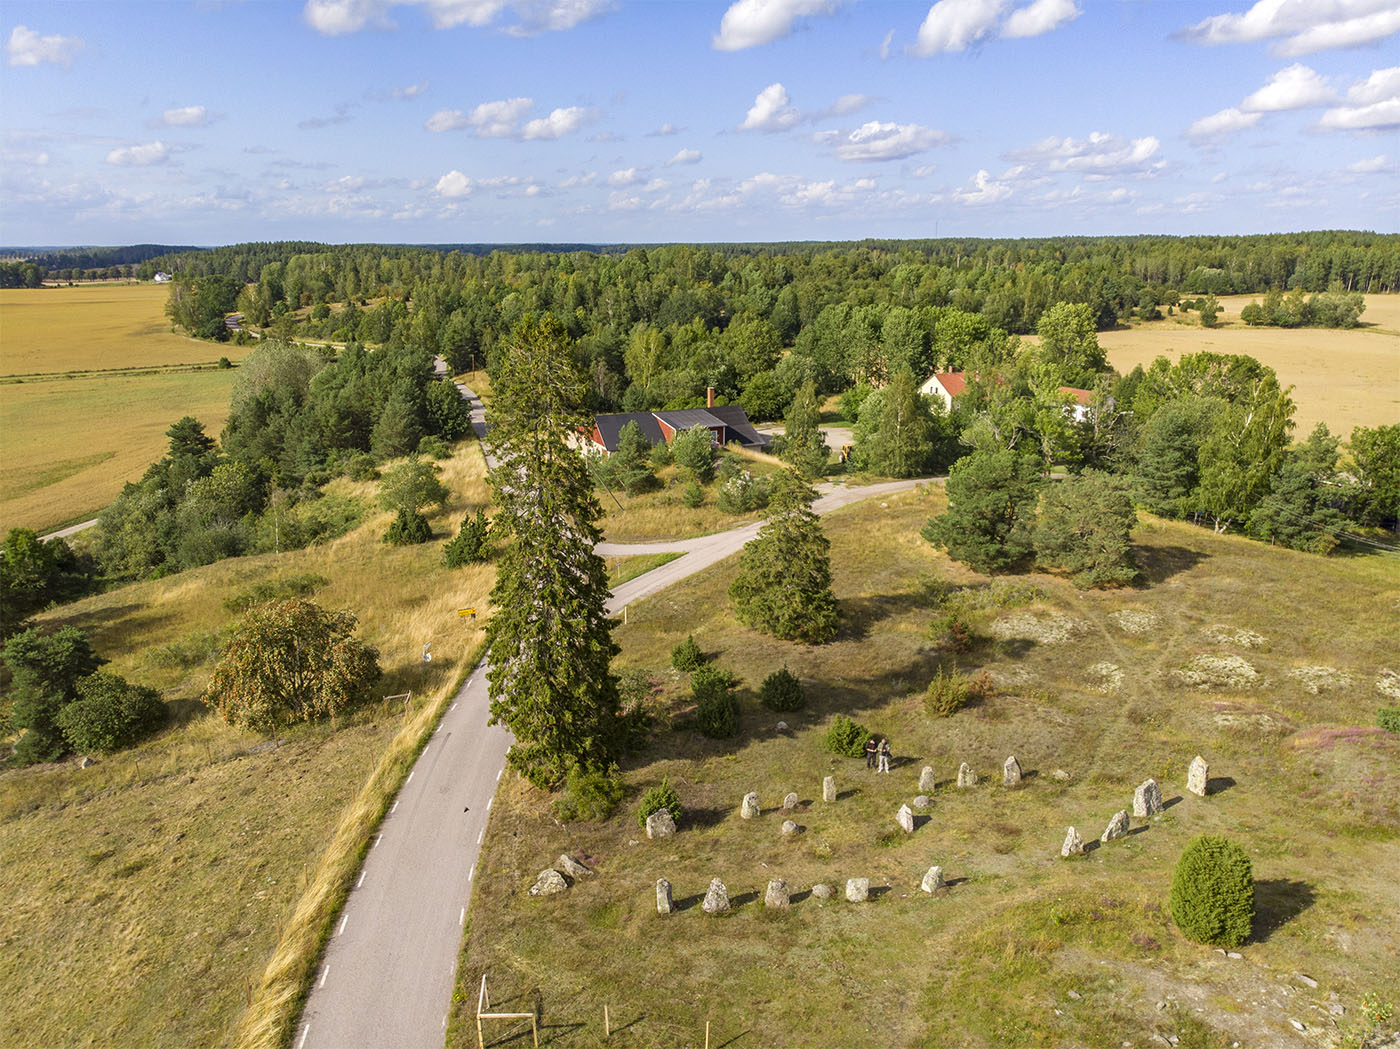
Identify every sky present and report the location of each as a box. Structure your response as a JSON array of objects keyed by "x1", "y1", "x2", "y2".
[{"x1": 1, "y1": 0, "x2": 1397, "y2": 246}]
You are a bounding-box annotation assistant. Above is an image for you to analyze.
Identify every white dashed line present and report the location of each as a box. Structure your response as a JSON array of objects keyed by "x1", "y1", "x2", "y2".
[
  {"x1": 337, "y1": 914, "x2": 348, "y2": 936},
  {"x1": 372, "y1": 834, "x2": 381, "y2": 849},
  {"x1": 468, "y1": 867, "x2": 474, "y2": 882},
  {"x1": 486, "y1": 797, "x2": 493, "y2": 812},
  {"x1": 319, "y1": 966, "x2": 330, "y2": 989},
  {"x1": 449, "y1": 703, "x2": 457, "y2": 712},
  {"x1": 390, "y1": 800, "x2": 398, "y2": 814},
  {"x1": 477, "y1": 829, "x2": 484, "y2": 845},
  {"x1": 405, "y1": 770, "x2": 414, "y2": 785},
  {"x1": 297, "y1": 1024, "x2": 310, "y2": 1049},
  {"x1": 495, "y1": 768, "x2": 502, "y2": 782},
  {"x1": 459, "y1": 907, "x2": 465, "y2": 927}
]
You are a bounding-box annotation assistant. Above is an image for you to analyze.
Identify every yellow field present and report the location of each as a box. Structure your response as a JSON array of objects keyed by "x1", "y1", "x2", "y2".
[
  {"x1": 1102, "y1": 293, "x2": 1400, "y2": 436},
  {"x1": 0, "y1": 284, "x2": 249, "y2": 376},
  {"x1": 0, "y1": 369, "x2": 238, "y2": 533}
]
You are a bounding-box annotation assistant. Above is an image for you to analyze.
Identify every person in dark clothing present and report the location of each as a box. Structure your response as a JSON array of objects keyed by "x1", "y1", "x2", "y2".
[{"x1": 864, "y1": 736, "x2": 879, "y2": 769}]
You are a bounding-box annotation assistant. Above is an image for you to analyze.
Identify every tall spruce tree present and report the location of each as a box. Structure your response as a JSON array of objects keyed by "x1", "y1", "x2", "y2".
[
  {"x1": 484, "y1": 315, "x2": 620, "y2": 787},
  {"x1": 728, "y1": 469, "x2": 839, "y2": 643},
  {"x1": 782, "y1": 381, "x2": 830, "y2": 479}
]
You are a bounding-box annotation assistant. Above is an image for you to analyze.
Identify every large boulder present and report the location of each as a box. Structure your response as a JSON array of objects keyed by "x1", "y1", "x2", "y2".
[
  {"x1": 557, "y1": 854, "x2": 592, "y2": 879},
  {"x1": 764, "y1": 879, "x2": 790, "y2": 910},
  {"x1": 646, "y1": 809, "x2": 677, "y2": 839},
  {"x1": 920, "y1": 866, "x2": 946, "y2": 893},
  {"x1": 822, "y1": 776, "x2": 836, "y2": 803},
  {"x1": 1061, "y1": 826, "x2": 1084, "y2": 857},
  {"x1": 781, "y1": 792, "x2": 799, "y2": 811},
  {"x1": 896, "y1": 804, "x2": 915, "y2": 833},
  {"x1": 1188, "y1": 755, "x2": 1209, "y2": 797},
  {"x1": 919, "y1": 766, "x2": 937, "y2": 792},
  {"x1": 740, "y1": 792, "x2": 760, "y2": 820},
  {"x1": 1133, "y1": 778, "x2": 1164, "y2": 818},
  {"x1": 702, "y1": 877, "x2": 730, "y2": 914},
  {"x1": 957, "y1": 762, "x2": 978, "y2": 788},
  {"x1": 1101, "y1": 810, "x2": 1130, "y2": 843},
  {"x1": 529, "y1": 869, "x2": 569, "y2": 896},
  {"x1": 845, "y1": 877, "x2": 870, "y2": 903},
  {"x1": 1003, "y1": 756, "x2": 1022, "y2": 787}
]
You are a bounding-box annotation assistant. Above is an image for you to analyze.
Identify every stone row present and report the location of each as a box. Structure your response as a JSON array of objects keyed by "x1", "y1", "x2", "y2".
[{"x1": 654, "y1": 869, "x2": 952, "y2": 915}]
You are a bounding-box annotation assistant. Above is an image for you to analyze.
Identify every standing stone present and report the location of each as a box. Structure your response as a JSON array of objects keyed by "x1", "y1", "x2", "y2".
[
  {"x1": 529, "y1": 869, "x2": 568, "y2": 896},
  {"x1": 764, "y1": 878, "x2": 790, "y2": 909},
  {"x1": 1133, "y1": 778, "x2": 1164, "y2": 818},
  {"x1": 1003, "y1": 756, "x2": 1022, "y2": 787},
  {"x1": 702, "y1": 877, "x2": 730, "y2": 914},
  {"x1": 896, "y1": 804, "x2": 915, "y2": 833},
  {"x1": 776, "y1": 721, "x2": 789, "y2": 733},
  {"x1": 845, "y1": 877, "x2": 870, "y2": 903},
  {"x1": 782, "y1": 792, "x2": 799, "y2": 811},
  {"x1": 557, "y1": 854, "x2": 592, "y2": 879},
  {"x1": 740, "y1": 792, "x2": 760, "y2": 820},
  {"x1": 1100, "y1": 809, "x2": 1130, "y2": 843},
  {"x1": 656, "y1": 878, "x2": 674, "y2": 914},
  {"x1": 822, "y1": 775, "x2": 836, "y2": 803},
  {"x1": 646, "y1": 808, "x2": 676, "y2": 839},
  {"x1": 1061, "y1": 826, "x2": 1084, "y2": 857},
  {"x1": 811, "y1": 883, "x2": 834, "y2": 900},
  {"x1": 919, "y1": 766, "x2": 937, "y2": 792},
  {"x1": 957, "y1": 763, "x2": 978, "y2": 788},
  {"x1": 1188, "y1": 755, "x2": 1209, "y2": 797},
  {"x1": 781, "y1": 820, "x2": 798, "y2": 836},
  {"x1": 920, "y1": 866, "x2": 946, "y2": 893}
]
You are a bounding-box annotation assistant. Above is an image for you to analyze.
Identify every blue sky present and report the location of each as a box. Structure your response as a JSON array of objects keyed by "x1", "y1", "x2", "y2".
[{"x1": 2, "y1": 0, "x2": 1397, "y2": 245}]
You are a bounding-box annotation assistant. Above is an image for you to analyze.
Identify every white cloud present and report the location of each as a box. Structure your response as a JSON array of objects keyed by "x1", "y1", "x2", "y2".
[
  {"x1": 426, "y1": 97, "x2": 536, "y2": 136},
  {"x1": 434, "y1": 170, "x2": 474, "y2": 197},
  {"x1": 740, "y1": 83, "x2": 802, "y2": 131},
  {"x1": 713, "y1": 0, "x2": 841, "y2": 50},
  {"x1": 520, "y1": 105, "x2": 595, "y2": 139},
  {"x1": 1002, "y1": 0, "x2": 1080, "y2": 39},
  {"x1": 106, "y1": 141, "x2": 171, "y2": 167},
  {"x1": 6, "y1": 25, "x2": 84, "y2": 67},
  {"x1": 911, "y1": 164, "x2": 937, "y2": 177},
  {"x1": 1186, "y1": 107, "x2": 1264, "y2": 140},
  {"x1": 324, "y1": 175, "x2": 366, "y2": 191},
  {"x1": 912, "y1": 0, "x2": 1005, "y2": 54},
  {"x1": 1241, "y1": 64, "x2": 1335, "y2": 111},
  {"x1": 1346, "y1": 65, "x2": 1400, "y2": 105},
  {"x1": 1179, "y1": 0, "x2": 1400, "y2": 56},
  {"x1": 832, "y1": 121, "x2": 948, "y2": 161},
  {"x1": 304, "y1": 0, "x2": 393, "y2": 34},
  {"x1": 1346, "y1": 154, "x2": 1390, "y2": 172},
  {"x1": 162, "y1": 105, "x2": 210, "y2": 127},
  {"x1": 1318, "y1": 66, "x2": 1400, "y2": 130},
  {"x1": 392, "y1": 81, "x2": 430, "y2": 99},
  {"x1": 608, "y1": 167, "x2": 645, "y2": 186},
  {"x1": 303, "y1": 0, "x2": 611, "y2": 36},
  {"x1": 666, "y1": 148, "x2": 703, "y2": 166},
  {"x1": 649, "y1": 122, "x2": 682, "y2": 136},
  {"x1": 1010, "y1": 131, "x2": 1163, "y2": 176},
  {"x1": 954, "y1": 168, "x2": 1012, "y2": 204},
  {"x1": 425, "y1": 108, "x2": 469, "y2": 132},
  {"x1": 502, "y1": 0, "x2": 613, "y2": 35},
  {"x1": 816, "y1": 93, "x2": 877, "y2": 119}
]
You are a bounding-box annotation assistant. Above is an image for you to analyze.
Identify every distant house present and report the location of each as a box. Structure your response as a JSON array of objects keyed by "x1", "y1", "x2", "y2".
[
  {"x1": 586, "y1": 401, "x2": 771, "y2": 456},
  {"x1": 920, "y1": 370, "x2": 1095, "y2": 422},
  {"x1": 152, "y1": 272, "x2": 172, "y2": 283}
]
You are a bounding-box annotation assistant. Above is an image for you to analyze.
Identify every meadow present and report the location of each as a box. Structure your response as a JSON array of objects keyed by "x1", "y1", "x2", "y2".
[
  {"x1": 453, "y1": 489, "x2": 1400, "y2": 1049},
  {"x1": 0, "y1": 442, "x2": 493, "y2": 1049},
  {"x1": 0, "y1": 284, "x2": 256, "y2": 533},
  {"x1": 1101, "y1": 293, "x2": 1400, "y2": 438}
]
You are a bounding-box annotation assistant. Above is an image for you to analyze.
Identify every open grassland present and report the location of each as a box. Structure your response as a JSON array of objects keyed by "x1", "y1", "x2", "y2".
[
  {"x1": 599, "y1": 457, "x2": 785, "y2": 543},
  {"x1": 455, "y1": 489, "x2": 1400, "y2": 1049},
  {"x1": 0, "y1": 442, "x2": 493, "y2": 1049},
  {"x1": 0, "y1": 284, "x2": 248, "y2": 376},
  {"x1": 1102, "y1": 293, "x2": 1400, "y2": 437},
  {"x1": 0, "y1": 368, "x2": 240, "y2": 533}
]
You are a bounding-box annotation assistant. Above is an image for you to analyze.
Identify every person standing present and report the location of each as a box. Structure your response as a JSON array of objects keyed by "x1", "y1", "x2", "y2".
[
  {"x1": 864, "y1": 736, "x2": 879, "y2": 770},
  {"x1": 877, "y1": 737, "x2": 891, "y2": 774}
]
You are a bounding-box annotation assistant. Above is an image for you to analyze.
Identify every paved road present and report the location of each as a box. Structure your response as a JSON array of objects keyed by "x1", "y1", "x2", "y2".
[{"x1": 298, "y1": 393, "x2": 930, "y2": 1048}]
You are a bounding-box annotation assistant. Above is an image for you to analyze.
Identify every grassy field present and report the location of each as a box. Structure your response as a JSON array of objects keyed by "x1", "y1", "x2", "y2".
[
  {"x1": 1101, "y1": 293, "x2": 1400, "y2": 438},
  {"x1": 453, "y1": 489, "x2": 1400, "y2": 1048},
  {"x1": 0, "y1": 441, "x2": 494, "y2": 1049}
]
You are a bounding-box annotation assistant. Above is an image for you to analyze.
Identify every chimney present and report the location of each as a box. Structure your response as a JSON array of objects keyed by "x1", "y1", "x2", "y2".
[{"x1": 706, "y1": 386, "x2": 715, "y2": 408}]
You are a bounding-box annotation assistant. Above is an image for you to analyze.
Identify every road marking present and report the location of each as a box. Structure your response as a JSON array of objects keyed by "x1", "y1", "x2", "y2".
[
  {"x1": 459, "y1": 907, "x2": 465, "y2": 926},
  {"x1": 449, "y1": 703, "x2": 457, "y2": 712},
  {"x1": 405, "y1": 770, "x2": 414, "y2": 785},
  {"x1": 319, "y1": 966, "x2": 330, "y2": 989},
  {"x1": 442, "y1": 1014, "x2": 448, "y2": 1029},
  {"x1": 338, "y1": 914, "x2": 348, "y2": 936},
  {"x1": 477, "y1": 829, "x2": 484, "y2": 845},
  {"x1": 486, "y1": 797, "x2": 493, "y2": 812},
  {"x1": 356, "y1": 870, "x2": 366, "y2": 889},
  {"x1": 390, "y1": 799, "x2": 398, "y2": 814},
  {"x1": 468, "y1": 867, "x2": 474, "y2": 882},
  {"x1": 298, "y1": 1024, "x2": 310, "y2": 1049},
  {"x1": 495, "y1": 768, "x2": 502, "y2": 782},
  {"x1": 372, "y1": 834, "x2": 380, "y2": 849}
]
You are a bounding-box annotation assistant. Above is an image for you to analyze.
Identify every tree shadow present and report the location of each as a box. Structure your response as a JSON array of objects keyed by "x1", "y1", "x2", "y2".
[
  {"x1": 1206, "y1": 776, "x2": 1236, "y2": 796},
  {"x1": 607, "y1": 1014, "x2": 646, "y2": 1036},
  {"x1": 1136, "y1": 544, "x2": 1209, "y2": 585},
  {"x1": 1253, "y1": 879, "x2": 1316, "y2": 943},
  {"x1": 837, "y1": 591, "x2": 930, "y2": 642},
  {"x1": 715, "y1": 1031, "x2": 755, "y2": 1048}
]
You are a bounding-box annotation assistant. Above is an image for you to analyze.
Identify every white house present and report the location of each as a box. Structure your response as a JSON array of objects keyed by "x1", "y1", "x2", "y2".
[
  {"x1": 920, "y1": 369, "x2": 1094, "y2": 421},
  {"x1": 152, "y1": 272, "x2": 172, "y2": 283}
]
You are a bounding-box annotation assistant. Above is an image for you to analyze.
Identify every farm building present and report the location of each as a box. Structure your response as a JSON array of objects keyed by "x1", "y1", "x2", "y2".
[
  {"x1": 920, "y1": 370, "x2": 1094, "y2": 422},
  {"x1": 586, "y1": 403, "x2": 770, "y2": 455}
]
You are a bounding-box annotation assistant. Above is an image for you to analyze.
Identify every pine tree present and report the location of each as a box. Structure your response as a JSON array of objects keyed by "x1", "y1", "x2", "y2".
[
  {"x1": 612, "y1": 421, "x2": 658, "y2": 495},
  {"x1": 484, "y1": 315, "x2": 620, "y2": 787},
  {"x1": 782, "y1": 381, "x2": 830, "y2": 479},
  {"x1": 728, "y1": 469, "x2": 839, "y2": 643},
  {"x1": 443, "y1": 509, "x2": 490, "y2": 566},
  {"x1": 1033, "y1": 471, "x2": 1139, "y2": 587},
  {"x1": 922, "y1": 449, "x2": 1041, "y2": 573},
  {"x1": 1250, "y1": 423, "x2": 1345, "y2": 553}
]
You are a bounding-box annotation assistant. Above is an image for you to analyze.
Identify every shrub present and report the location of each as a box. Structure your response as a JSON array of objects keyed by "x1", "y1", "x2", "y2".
[
  {"x1": 552, "y1": 763, "x2": 625, "y2": 822},
  {"x1": 443, "y1": 509, "x2": 490, "y2": 567},
  {"x1": 57, "y1": 672, "x2": 167, "y2": 754},
  {"x1": 693, "y1": 664, "x2": 739, "y2": 738},
  {"x1": 681, "y1": 481, "x2": 705, "y2": 509},
  {"x1": 670, "y1": 634, "x2": 703, "y2": 672},
  {"x1": 717, "y1": 470, "x2": 771, "y2": 514},
  {"x1": 1169, "y1": 835, "x2": 1254, "y2": 948},
  {"x1": 614, "y1": 667, "x2": 656, "y2": 752},
  {"x1": 929, "y1": 611, "x2": 974, "y2": 652},
  {"x1": 824, "y1": 713, "x2": 869, "y2": 758},
  {"x1": 636, "y1": 776, "x2": 683, "y2": 829},
  {"x1": 343, "y1": 453, "x2": 380, "y2": 482},
  {"x1": 758, "y1": 667, "x2": 805, "y2": 712},
  {"x1": 925, "y1": 666, "x2": 970, "y2": 717},
  {"x1": 223, "y1": 573, "x2": 329, "y2": 613},
  {"x1": 417, "y1": 435, "x2": 451, "y2": 459},
  {"x1": 1379, "y1": 707, "x2": 1400, "y2": 734},
  {"x1": 383, "y1": 508, "x2": 432, "y2": 545}
]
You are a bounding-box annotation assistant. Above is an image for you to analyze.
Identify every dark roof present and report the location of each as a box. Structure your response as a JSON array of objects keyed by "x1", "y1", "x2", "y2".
[
  {"x1": 592, "y1": 412, "x2": 665, "y2": 452},
  {"x1": 655, "y1": 408, "x2": 726, "y2": 431},
  {"x1": 704, "y1": 405, "x2": 771, "y2": 447}
]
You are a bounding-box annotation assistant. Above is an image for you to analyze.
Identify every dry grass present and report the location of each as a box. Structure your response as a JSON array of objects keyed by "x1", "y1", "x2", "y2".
[
  {"x1": 0, "y1": 441, "x2": 493, "y2": 1049},
  {"x1": 453, "y1": 488, "x2": 1400, "y2": 1048},
  {"x1": 1100, "y1": 293, "x2": 1400, "y2": 437},
  {"x1": 599, "y1": 464, "x2": 775, "y2": 543},
  {"x1": 607, "y1": 553, "x2": 682, "y2": 587}
]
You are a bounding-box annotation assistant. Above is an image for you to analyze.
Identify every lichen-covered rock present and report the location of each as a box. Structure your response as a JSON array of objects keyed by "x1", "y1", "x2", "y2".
[
  {"x1": 781, "y1": 792, "x2": 799, "y2": 811},
  {"x1": 656, "y1": 878, "x2": 673, "y2": 914},
  {"x1": 1003, "y1": 756, "x2": 1022, "y2": 787},
  {"x1": 822, "y1": 775, "x2": 836, "y2": 803},
  {"x1": 919, "y1": 766, "x2": 937, "y2": 792},
  {"x1": 845, "y1": 877, "x2": 870, "y2": 903},
  {"x1": 1100, "y1": 810, "x2": 1130, "y2": 843},
  {"x1": 1187, "y1": 755, "x2": 1209, "y2": 797},
  {"x1": 1133, "y1": 778, "x2": 1163, "y2": 818},
  {"x1": 557, "y1": 854, "x2": 592, "y2": 879},
  {"x1": 740, "y1": 792, "x2": 760, "y2": 820},
  {"x1": 957, "y1": 763, "x2": 978, "y2": 788},
  {"x1": 781, "y1": 819, "x2": 798, "y2": 836},
  {"x1": 702, "y1": 877, "x2": 730, "y2": 914},
  {"x1": 912, "y1": 795, "x2": 930, "y2": 809},
  {"x1": 529, "y1": 869, "x2": 568, "y2": 896},
  {"x1": 811, "y1": 882, "x2": 834, "y2": 900},
  {"x1": 764, "y1": 878, "x2": 790, "y2": 909},
  {"x1": 646, "y1": 808, "x2": 676, "y2": 839},
  {"x1": 1061, "y1": 826, "x2": 1084, "y2": 857},
  {"x1": 920, "y1": 866, "x2": 946, "y2": 893},
  {"x1": 896, "y1": 805, "x2": 915, "y2": 833}
]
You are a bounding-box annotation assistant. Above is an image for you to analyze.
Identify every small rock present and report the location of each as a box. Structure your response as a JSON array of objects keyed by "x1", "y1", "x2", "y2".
[
  {"x1": 1215, "y1": 948, "x2": 1227, "y2": 955},
  {"x1": 845, "y1": 877, "x2": 870, "y2": 903},
  {"x1": 811, "y1": 883, "x2": 834, "y2": 900},
  {"x1": 919, "y1": 766, "x2": 937, "y2": 792},
  {"x1": 1169, "y1": 1037, "x2": 1180, "y2": 1046},
  {"x1": 1187, "y1": 755, "x2": 1209, "y2": 797},
  {"x1": 1294, "y1": 973, "x2": 1318, "y2": 989},
  {"x1": 1227, "y1": 951, "x2": 1242, "y2": 960},
  {"x1": 776, "y1": 721, "x2": 789, "y2": 733},
  {"x1": 656, "y1": 878, "x2": 673, "y2": 915},
  {"x1": 1061, "y1": 826, "x2": 1084, "y2": 857},
  {"x1": 1156, "y1": 1001, "x2": 1166, "y2": 1011},
  {"x1": 1100, "y1": 809, "x2": 1130, "y2": 843},
  {"x1": 912, "y1": 795, "x2": 930, "y2": 809},
  {"x1": 781, "y1": 820, "x2": 798, "y2": 836},
  {"x1": 920, "y1": 866, "x2": 945, "y2": 893},
  {"x1": 1289, "y1": 1020, "x2": 1305, "y2": 1032},
  {"x1": 1133, "y1": 778, "x2": 1164, "y2": 818},
  {"x1": 1003, "y1": 755, "x2": 1022, "y2": 787},
  {"x1": 627, "y1": 839, "x2": 639, "y2": 847},
  {"x1": 896, "y1": 804, "x2": 915, "y2": 833},
  {"x1": 646, "y1": 809, "x2": 676, "y2": 839},
  {"x1": 1052, "y1": 769, "x2": 1070, "y2": 781},
  {"x1": 957, "y1": 762, "x2": 978, "y2": 788},
  {"x1": 556, "y1": 854, "x2": 592, "y2": 879},
  {"x1": 1328, "y1": 1004, "x2": 1345, "y2": 1017},
  {"x1": 764, "y1": 878, "x2": 790, "y2": 909},
  {"x1": 529, "y1": 869, "x2": 568, "y2": 896},
  {"x1": 1067, "y1": 990, "x2": 1082, "y2": 1000},
  {"x1": 740, "y1": 792, "x2": 760, "y2": 819},
  {"x1": 702, "y1": 878, "x2": 730, "y2": 914},
  {"x1": 79, "y1": 756, "x2": 94, "y2": 769},
  {"x1": 822, "y1": 775, "x2": 836, "y2": 803},
  {"x1": 781, "y1": 792, "x2": 799, "y2": 811}
]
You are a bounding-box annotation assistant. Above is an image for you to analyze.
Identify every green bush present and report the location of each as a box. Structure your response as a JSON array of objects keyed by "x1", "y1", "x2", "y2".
[
  {"x1": 552, "y1": 763, "x2": 625, "y2": 822},
  {"x1": 1169, "y1": 835, "x2": 1255, "y2": 948},
  {"x1": 681, "y1": 481, "x2": 705, "y2": 509},
  {"x1": 443, "y1": 509, "x2": 490, "y2": 567},
  {"x1": 670, "y1": 634, "x2": 703, "y2": 672},
  {"x1": 223, "y1": 573, "x2": 329, "y2": 613},
  {"x1": 824, "y1": 713, "x2": 870, "y2": 758},
  {"x1": 417, "y1": 435, "x2": 451, "y2": 459},
  {"x1": 343, "y1": 453, "x2": 380, "y2": 482},
  {"x1": 636, "y1": 776, "x2": 683, "y2": 829},
  {"x1": 1379, "y1": 707, "x2": 1400, "y2": 734},
  {"x1": 57, "y1": 672, "x2": 167, "y2": 754},
  {"x1": 925, "y1": 666, "x2": 970, "y2": 717},
  {"x1": 383, "y1": 508, "x2": 432, "y2": 545},
  {"x1": 693, "y1": 664, "x2": 739, "y2": 738},
  {"x1": 614, "y1": 667, "x2": 656, "y2": 752},
  {"x1": 758, "y1": 667, "x2": 805, "y2": 712}
]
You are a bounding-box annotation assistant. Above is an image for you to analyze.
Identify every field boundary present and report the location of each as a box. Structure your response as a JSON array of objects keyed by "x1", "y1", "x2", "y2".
[
  {"x1": 229, "y1": 641, "x2": 487, "y2": 1049},
  {"x1": 1, "y1": 361, "x2": 234, "y2": 384}
]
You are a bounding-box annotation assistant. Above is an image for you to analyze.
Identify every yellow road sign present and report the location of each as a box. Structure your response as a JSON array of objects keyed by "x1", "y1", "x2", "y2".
[{"x1": 457, "y1": 608, "x2": 477, "y2": 618}]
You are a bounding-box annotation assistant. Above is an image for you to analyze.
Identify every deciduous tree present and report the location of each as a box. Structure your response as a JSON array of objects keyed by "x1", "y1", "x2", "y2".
[{"x1": 782, "y1": 381, "x2": 829, "y2": 479}]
